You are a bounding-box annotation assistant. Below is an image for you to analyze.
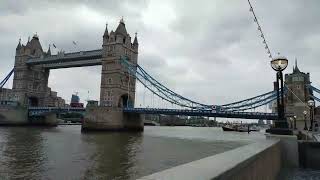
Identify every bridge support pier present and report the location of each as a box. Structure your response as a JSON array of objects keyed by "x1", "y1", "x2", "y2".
[
  {"x1": 29, "y1": 113, "x2": 58, "y2": 126},
  {"x1": 82, "y1": 107, "x2": 144, "y2": 132},
  {"x1": 0, "y1": 106, "x2": 28, "y2": 125}
]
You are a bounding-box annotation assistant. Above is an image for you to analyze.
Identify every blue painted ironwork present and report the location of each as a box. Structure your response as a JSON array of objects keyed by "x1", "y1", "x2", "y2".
[
  {"x1": 28, "y1": 107, "x2": 85, "y2": 116},
  {"x1": 21, "y1": 52, "x2": 281, "y2": 112},
  {"x1": 309, "y1": 85, "x2": 320, "y2": 94},
  {"x1": 0, "y1": 68, "x2": 14, "y2": 88},
  {"x1": 309, "y1": 85, "x2": 320, "y2": 102},
  {"x1": 120, "y1": 56, "x2": 278, "y2": 112},
  {"x1": 123, "y1": 107, "x2": 278, "y2": 120}
]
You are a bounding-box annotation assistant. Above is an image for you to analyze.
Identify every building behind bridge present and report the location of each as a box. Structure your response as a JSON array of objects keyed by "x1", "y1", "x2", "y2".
[{"x1": 271, "y1": 60, "x2": 316, "y2": 130}]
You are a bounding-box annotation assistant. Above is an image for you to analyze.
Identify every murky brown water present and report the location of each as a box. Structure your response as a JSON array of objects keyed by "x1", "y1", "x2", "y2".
[{"x1": 0, "y1": 126, "x2": 265, "y2": 180}]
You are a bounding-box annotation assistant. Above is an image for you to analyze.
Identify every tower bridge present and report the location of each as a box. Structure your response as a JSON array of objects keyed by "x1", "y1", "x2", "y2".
[{"x1": 0, "y1": 20, "x2": 319, "y2": 131}]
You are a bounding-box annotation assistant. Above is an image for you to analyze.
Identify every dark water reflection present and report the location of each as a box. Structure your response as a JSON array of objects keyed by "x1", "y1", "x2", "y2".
[{"x1": 0, "y1": 126, "x2": 264, "y2": 180}]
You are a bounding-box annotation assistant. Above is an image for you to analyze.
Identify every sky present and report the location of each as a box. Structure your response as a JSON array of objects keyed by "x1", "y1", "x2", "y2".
[{"x1": 0, "y1": 0, "x2": 320, "y2": 108}]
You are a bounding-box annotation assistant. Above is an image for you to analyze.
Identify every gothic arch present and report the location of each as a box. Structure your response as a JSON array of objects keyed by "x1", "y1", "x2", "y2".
[
  {"x1": 28, "y1": 96, "x2": 39, "y2": 107},
  {"x1": 118, "y1": 94, "x2": 133, "y2": 108}
]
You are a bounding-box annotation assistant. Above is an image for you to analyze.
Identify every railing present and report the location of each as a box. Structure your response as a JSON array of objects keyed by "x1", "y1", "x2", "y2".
[
  {"x1": 26, "y1": 49, "x2": 103, "y2": 65},
  {"x1": 123, "y1": 107, "x2": 278, "y2": 120},
  {"x1": 28, "y1": 107, "x2": 86, "y2": 116}
]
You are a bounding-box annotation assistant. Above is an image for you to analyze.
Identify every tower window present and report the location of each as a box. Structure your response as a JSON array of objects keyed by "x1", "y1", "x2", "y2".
[{"x1": 123, "y1": 38, "x2": 126, "y2": 44}]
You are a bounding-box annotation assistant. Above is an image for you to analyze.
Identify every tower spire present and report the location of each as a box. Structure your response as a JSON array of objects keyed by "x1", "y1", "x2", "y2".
[
  {"x1": 47, "y1": 44, "x2": 51, "y2": 55},
  {"x1": 103, "y1": 23, "x2": 109, "y2": 38},
  {"x1": 115, "y1": 17, "x2": 127, "y2": 36},
  {"x1": 120, "y1": 16, "x2": 124, "y2": 24},
  {"x1": 133, "y1": 32, "x2": 138, "y2": 45},
  {"x1": 293, "y1": 58, "x2": 301, "y2": 73},
  {"x1": 16, "y1": 38, "x2": 22, "y2": 50}
]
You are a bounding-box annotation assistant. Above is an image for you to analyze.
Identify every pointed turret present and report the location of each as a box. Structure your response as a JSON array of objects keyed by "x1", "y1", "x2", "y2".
[
  {"x1": 133, "y1": 32, "x2": 139, "y2": 51},
  {"x1": 293, "y1": 58, "x2": 301, "y2": 73},
  {"x1": 24, "y1": 33, "x2": 43, "y2": 56},
  {"x1": 115, "y1": 17, "x2": 128, "y2": 36},
  {"x1": 16, "y1": 38, "x2": 22, "y2": 50},
  {"x1": 103, "y1": 23, "x2": 109, "y2": 45},
  {"x1": 26, "y1": 36, "x2": 31, "y2": 48},
  {"x1": 47, "y1": 44, "x2": 51, "y2": 56},
  {"x1": 133, "y1": 32, "x2": 138, "y2": 45},
  {"x1": 103, "y1": 23, "x2": 109, "y2": 38}
]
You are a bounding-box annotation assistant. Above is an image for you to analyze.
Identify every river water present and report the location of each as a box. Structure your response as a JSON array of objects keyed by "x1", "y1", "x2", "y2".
[{"x1": 0, "y1": 126, "x2": 265, "y2": 180}]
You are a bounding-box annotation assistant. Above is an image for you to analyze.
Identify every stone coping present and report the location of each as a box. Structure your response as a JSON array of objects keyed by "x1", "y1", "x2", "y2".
[{"x1": 137, "y1": 139, "x2": 280, "y2": 180}]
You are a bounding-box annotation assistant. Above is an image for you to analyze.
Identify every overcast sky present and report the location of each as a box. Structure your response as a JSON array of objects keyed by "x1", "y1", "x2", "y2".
[{"x1": 0, "y1": 0, "x2": 319, "y2": 107}]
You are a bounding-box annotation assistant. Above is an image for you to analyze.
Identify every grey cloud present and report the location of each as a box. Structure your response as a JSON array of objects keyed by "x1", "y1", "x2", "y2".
[
  {"x1": 0, "y1": 0, "x2": 148, "y2": 18},
  {"x1": 1, "y1": 0, "x2": 320, "y2": 106}
]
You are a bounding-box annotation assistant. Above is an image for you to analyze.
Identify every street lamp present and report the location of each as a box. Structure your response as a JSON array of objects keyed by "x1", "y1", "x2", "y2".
[
  {"x1": 289, "y1": 117, "x2": 293, "y2": 129},
  {"x1": 308, "y1": 99, "x2": 315, "y2": 131},
  {"x1": 293, "y1": 115, "x2": 297, "y2": 130},
  {"x1": 270, "y1": 56, "x2": 288, "y2": 129},
  {"x1": 303, "y1": 110, "x2": 308, "y2": 130}
]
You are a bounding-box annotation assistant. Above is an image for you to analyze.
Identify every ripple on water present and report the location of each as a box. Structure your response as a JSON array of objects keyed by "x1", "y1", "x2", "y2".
[{"x1": 0, "y1": 126, "x2": 265, "y2": 180}]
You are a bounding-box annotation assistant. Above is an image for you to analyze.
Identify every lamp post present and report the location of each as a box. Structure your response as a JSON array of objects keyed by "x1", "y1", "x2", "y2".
[
  {"x1": 303, "y1": 110, "x2": 308, "y2": 130},
  {"x1": 293, "y1": 115, "x2": 297, "y2": 130},
  {"x1": 270, "y1": 56, "x2": 289, "y2": 129},
  {"x1": 289, "y1": 117, "x2": 293, "y2": 129},
  {"x1": 308, "y1": 99, "x2": 315, "y2": 131}
]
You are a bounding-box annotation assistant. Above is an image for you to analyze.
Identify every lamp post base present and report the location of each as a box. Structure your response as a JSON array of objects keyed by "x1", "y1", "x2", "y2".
[
  {"x1": 266, "y1": 120, "x2": 292, "y2": 135},
  {"x1": 266, "y1": 128, "x2": 293, "y2": 135}
]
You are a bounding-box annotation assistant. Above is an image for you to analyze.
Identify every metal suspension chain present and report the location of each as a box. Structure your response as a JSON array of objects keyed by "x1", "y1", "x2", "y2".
[
  {"x1": 143, "y1": 84, "x2": 146, "y2": 107},
  {"x1": 286, "y1": 83, "x2": 311, "y2": 110},
  {"x1": 120, "y1": 56, "x2": 278, "y2": 111},
  {"x1": 126, "y1": 64, "x2": 132, "y2": 108},
  {"x1": 248, "y1": 0, "x2": 273, "y2": 59}
]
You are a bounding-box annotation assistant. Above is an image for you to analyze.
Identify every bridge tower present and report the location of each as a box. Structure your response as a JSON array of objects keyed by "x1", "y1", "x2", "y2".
[
  {"x1": 284, "y1": 60, "x2": 312, "y2": 130},
  {"x1": 82, "y1": 19, "x2": 143, "y2": 131},
  {"x1": 13, "y1": 35, "x2": 50, "y2": 107}
]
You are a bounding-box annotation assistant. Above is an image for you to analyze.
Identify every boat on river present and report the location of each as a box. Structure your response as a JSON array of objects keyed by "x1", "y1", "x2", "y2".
[
  {"x1": 222, "y1": 124, "x2": 252, "y2": 132},
  {"x1": 222, "y1": 124, "x2": 235, "y2": 131}
]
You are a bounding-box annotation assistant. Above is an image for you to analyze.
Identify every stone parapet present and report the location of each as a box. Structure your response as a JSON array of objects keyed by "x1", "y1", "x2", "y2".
[
  {"x1": 266, "y1": 134, "x2": 299, "y2": 168},
  {"x1": 137, "y1": 139, "x2": 281, "y2": 180}
]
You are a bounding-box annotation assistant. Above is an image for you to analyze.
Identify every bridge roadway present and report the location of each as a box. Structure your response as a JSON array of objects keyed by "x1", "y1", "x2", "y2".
[
  {"x1": 28, "y1": 107, "x2": 278, "y2": 120},
  {"x1": 26, "y1": 49, "x2": 102, "y2": 69},
  {"x1": 123, "y1": 108, "x2": 278, "y2": 120},
  {"x1": 28, "y1": 107, "x2": 86, "y2": 116}
]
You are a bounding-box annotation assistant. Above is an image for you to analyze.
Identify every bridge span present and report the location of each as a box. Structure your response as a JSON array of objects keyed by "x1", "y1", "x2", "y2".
[
  {"x1": 1, "y1": 20, "x2": 319, "y2": 131},
  {"x1": 28, "y1": 106, "x2": 278, "y2": 120}
]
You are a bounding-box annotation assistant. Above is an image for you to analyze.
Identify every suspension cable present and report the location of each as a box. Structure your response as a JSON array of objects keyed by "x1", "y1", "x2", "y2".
[
  {"x1": 127, "y1": 69, "x2": 131, "y2": 107},
  {"x1": 248, "y1": 0, "x2": 273, "y2": 59},
  {"x1": 285, "y1": 83, "x2": 311, "y2": 110}
]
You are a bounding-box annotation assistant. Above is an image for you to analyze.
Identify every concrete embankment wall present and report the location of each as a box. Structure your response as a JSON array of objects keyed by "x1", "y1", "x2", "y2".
[{"x1": 138, "y1": 139, "x2": 281, "y2": 180}]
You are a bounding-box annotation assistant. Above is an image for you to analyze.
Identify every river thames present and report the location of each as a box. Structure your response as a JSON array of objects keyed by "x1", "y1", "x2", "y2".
[{"x1": 0, "y1": 126, "x2": 265, "y2": 180}]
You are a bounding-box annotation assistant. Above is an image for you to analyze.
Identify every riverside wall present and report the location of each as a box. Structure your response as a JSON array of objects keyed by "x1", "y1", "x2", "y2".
[{"x1": 138, "y1": 139, "x2": 282, "y2": 180}]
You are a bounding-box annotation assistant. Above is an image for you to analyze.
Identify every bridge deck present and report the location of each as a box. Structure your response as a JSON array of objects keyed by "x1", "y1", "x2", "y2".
[
  {"x1": 123, "y1": 108, "x2": 278, "y2": 120},
  {"x1": 26, "y1": 49, "x2": 102, "y2": 69},
  {"x1": 28, "y1": 107, "x2": 277, "y2": 120}
]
